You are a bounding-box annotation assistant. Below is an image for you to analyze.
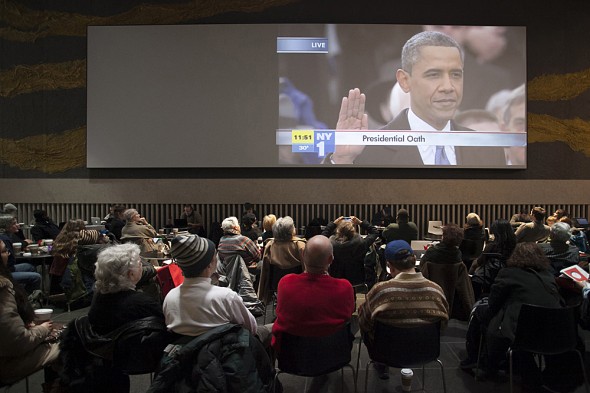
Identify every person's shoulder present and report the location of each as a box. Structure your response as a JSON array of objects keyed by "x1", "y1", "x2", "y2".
[{"x1": 0, "y1": 276, "x2": 13, "y2": 291}]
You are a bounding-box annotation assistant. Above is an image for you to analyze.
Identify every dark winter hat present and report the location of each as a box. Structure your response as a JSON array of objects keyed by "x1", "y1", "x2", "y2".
[{"x1": 170, "y1": 235, "x2": 216, "y2": 277}]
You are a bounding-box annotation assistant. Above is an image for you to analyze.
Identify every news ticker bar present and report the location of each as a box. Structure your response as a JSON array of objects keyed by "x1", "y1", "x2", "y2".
[
  {"x1": 277, "y1": 37, "x2": 329, "y2": 53},
  {"x1": 276, "y1": 129, "x2": 526, "y2": 157}
]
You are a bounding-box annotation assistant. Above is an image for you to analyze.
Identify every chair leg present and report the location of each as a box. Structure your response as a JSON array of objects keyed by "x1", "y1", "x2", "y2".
[
  {"x1": 422, "y1": 364, "x2": 426, "y2": 391},
  {"x1": 575, "y1": 350, "x2": 590, "y2": 393},
  {"x1": 355, "y1": 338, "x2": 362, "y2": 390},
  {"x1": 273, "y1": 370, "x2": 282, "y2": 393},
  {"x1": 475, "y1": 331, "x2": 484, "y2": 381},
  {"x1": 509, "y1": 349, "x2": 514, "y2": 393},
  {"x1": 25, "y1": 376, "x2": 29, "y2": 393},
  {"x1": 343, "y1": 364, "x2": 357, "y2": 393},
  {"x1": 364, "y1": 360, "x2": 373, "y2": 393},
  {"x1": 436, "y1": 359, "x2": 446, "y2": 393}
]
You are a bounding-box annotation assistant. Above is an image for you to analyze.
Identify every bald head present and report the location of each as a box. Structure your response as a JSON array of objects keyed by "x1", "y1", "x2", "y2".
[{"x1": 303, "y1": 235, "x2": 333, "y2": 273}]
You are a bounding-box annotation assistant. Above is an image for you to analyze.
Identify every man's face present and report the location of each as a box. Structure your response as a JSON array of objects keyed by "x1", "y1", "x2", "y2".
[
  {"x1": 7, "y1": 219, "x2": 18, "y2": 234},
  {"x1": 397, "y1": 46, "x2": 464, "y2": 130},
  {"x1": 504, "y1": 101, "x2": 526, "y2": 132},
  {"x1": 184, "y1": 206, "x2": 192, "y2": 215}
]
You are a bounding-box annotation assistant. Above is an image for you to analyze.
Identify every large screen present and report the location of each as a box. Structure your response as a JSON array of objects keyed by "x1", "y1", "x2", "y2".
[{"x1": 87, "y1": 24, "x2": 526, "y2": 169}]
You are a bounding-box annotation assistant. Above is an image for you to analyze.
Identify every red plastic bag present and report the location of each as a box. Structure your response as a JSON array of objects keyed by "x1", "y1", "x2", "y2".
[{"x1": 156, "y1": 263, "x2": 184, "y2": 300}]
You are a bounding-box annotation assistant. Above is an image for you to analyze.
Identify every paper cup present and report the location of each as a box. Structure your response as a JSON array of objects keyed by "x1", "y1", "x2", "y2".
[
  {"x1": 401, "y1": 368, "x2": 413, "y2": 392},
  {"x1": 13, "y1": 242, "x2": 22, "y2": 254},
  {"x1": 34, "y1": 308, "x2": 53, "y2": 322}
]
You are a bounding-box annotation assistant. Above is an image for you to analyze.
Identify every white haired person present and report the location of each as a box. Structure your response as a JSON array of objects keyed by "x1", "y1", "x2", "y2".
[
  {"x1": 217, "y1": 216, "x2": 261, "y2": 268},
  {"x1": 81, "y1": 243, "x2": 164, "y2": 393}
]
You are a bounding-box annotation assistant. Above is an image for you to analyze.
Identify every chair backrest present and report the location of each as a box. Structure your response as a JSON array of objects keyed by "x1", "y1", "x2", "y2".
[
  {"x1": 269, "y1": 263, "x2": 302, "y2": 291},
  {"x1": 512, "y1": 304, "x2": 578, "y2": 355},
  {"x1": 277, "y1": 323, "x2": 353, "y2": 377},
  {"x1": 427, "y1": 221, "x2": 443, "y2": 236},
  {"x1": 369, "y1": 320, "x2": 441, "y2": 368}
]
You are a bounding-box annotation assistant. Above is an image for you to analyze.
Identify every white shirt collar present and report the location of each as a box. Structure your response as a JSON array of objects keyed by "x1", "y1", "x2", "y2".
[{"x1": 408, "y1": 108, "x2": 457, "y2": 165}]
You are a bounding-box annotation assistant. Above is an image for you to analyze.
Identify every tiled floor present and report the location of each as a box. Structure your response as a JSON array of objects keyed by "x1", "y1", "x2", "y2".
[{"x1": 11, "y1": 304, "x2": 590, "y2": 393}]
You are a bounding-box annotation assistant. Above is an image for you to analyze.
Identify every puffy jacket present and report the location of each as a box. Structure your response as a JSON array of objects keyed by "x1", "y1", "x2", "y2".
[{"x1": 148, "y1": 324, "x2": 273, "y2": 393}]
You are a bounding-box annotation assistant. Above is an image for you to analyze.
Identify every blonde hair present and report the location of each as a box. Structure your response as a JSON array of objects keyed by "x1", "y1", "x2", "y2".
[
  {"x1": 262, "y1": 214, "x2": 277, "y2": 232},
  {"x1": 334, "y1": 221, "x2": 356, "y2": 242}
]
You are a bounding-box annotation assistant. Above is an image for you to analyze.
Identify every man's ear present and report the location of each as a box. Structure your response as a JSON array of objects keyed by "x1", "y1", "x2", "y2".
[{"x1": 396, "y1": 69, "x2": 411, "y2": 93}]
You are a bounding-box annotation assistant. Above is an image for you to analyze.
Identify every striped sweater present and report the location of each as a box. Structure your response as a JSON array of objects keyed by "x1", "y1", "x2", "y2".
[{"x1": 358, "y1": 272, "x2": 449, "y2": 343}]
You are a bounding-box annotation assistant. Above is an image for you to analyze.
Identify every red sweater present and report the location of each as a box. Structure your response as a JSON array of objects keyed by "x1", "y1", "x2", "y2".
[{"x1": 271, "y1": 272, "x2": 354, "y2": 351}]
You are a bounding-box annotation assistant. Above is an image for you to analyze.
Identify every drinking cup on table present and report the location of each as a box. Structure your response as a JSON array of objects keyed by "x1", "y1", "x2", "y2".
[
  {"x1": 13, "y1": 243, "x2": 22, "y2": 254},
  {"x1": 158, "y1": 228, "x2": 165, "y2": 235},
  {"x1": 173, "y1": 228, "x2": 179, "y2": 235}
]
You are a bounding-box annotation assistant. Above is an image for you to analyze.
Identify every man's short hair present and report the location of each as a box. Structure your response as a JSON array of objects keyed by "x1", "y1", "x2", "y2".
[
  {"x1": 550, "y1": 222, "x2": 571, "y2": 243},
  {"x1": 531, "y1": 207, "x2": 546, "y2": 222},
  {"x1": 401, "y1": 31, "x2": 464, "y2": 74},
  {"x1": 396, "y1": 209, "x2": 409, "y2": 223},
  {"x1": 273, "y1": 216, "x2": 295, "y2": 241}
]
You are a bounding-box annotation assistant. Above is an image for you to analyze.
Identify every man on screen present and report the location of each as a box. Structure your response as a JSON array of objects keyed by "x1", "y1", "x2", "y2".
[{"x1": 330, "y1": 31, "x2": 506, "y2": 166}]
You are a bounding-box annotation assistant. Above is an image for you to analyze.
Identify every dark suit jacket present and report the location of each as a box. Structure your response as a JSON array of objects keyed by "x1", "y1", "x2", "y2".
[{"x1": 354, "y1": 109, "x2": 507, "y2": 167}]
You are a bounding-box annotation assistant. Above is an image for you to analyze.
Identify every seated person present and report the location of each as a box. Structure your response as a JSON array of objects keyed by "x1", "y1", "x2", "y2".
[
  {"x1": 382, "y1": 208, "x2": 418, "y2": 244},
  {"x1": 1, "y1": 204, "x2": 31, "y2": 245},
  {"x1": 321, "y1": 216, "x2": 379, "y2": 285},
  {"x1": 260, "y1": 214, "x2": 276, "y2": 242},
  {"x1": 105, "y1": 205, "x2": 126, "y2": 241},
  {"x1": 0, "y1": 215, "x2": 41, "y2": 293},
  {"x1": 83, "y1": 243, "x2": 165, "y2": 393},
  {"x1": 359, "y1": 240, "x2": 449, "y2": 379},
  {"x1": 419, "y1": 223, "x2": 464, "y2": 268},
  {"x1": 371, "y1": 207, "x2": 393, "y2": 227},
  {"x1": 515, "y1": 207, "x2": 550, "y2": 243},
  {"x1": 121, "y1": 209, "x2": 158, "y2": 255},
  {"x1": 459, "y1": 213, "x2": 487, "y2": 268},
  {"x1": 30, "y1": 210, "x2": 60, "y2": 242},
  {"x1": 272, "y1": 235, "x2": 354, "y2": 392},
  {"x1": 469, "y1": 219, "x2": 516, "y2": 299},
  {"x1": 165, "y1": 235, "x2": 270, "y2": 344},
  {"x1": 0, "y1": 239, "x2": 60, "y2": 385},
  {"x1": 538, "y1": 222, "x2": 580, "y2": 276},
  {"x1": 180, "y1": 205, "x2": 205, "y2": 237},
  {"x1": 258, "y1": 216, "x2": 306, "y2": 304},
  {"x1": 240, "y1": 213, "x2": 260, "y2": 243},
  {"x1": 463, "y1": 243, "x2": 563, "y2": 382},
  {"x1": 217, "y1": 217, "x2": 261, "y2": 267},
  {"x1": 509, "y1": 210, "x2": 531, "y2": 229},
  {"x1": 272, "y1": 235, "x2": 354, "y2": 348}
]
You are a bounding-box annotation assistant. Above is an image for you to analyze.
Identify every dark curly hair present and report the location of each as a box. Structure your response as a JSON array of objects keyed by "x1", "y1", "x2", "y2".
[
  {"x1": 507, "y1": 242, "x2": 550, "y2": 271},
  {"x1": 441, "y1": 224, "x2": 464, "y2": 247}
]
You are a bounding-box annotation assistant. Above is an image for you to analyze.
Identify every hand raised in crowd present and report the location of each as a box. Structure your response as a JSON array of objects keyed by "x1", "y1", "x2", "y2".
[{"x1": 332, "y1": 88, "x2": 368, "y2": 164}]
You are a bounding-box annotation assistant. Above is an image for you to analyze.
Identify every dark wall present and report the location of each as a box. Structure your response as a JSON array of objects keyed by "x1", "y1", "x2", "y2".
[{"x1": 2, "y1": 0, "x2": 590, "y2": 180}]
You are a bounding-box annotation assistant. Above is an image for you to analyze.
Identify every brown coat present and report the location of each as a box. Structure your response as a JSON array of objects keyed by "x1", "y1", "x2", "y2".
[
  {"x1": 420, "y1": 262, "x2": 475, "y2": 321},
  {"x1": 0, "y1": 277, "x2": 59, "y2": 383},
  {"x1": 257, "y1": 238, "x2": 306, "y2": 303}
]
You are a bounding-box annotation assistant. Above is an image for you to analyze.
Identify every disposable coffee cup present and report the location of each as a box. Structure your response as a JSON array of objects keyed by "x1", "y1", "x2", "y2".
[
  {"x1": 34, "y1": 308, "x2": 53, "y2": 322},
  {"x1": 173, "y1": 228, "x2": 179, "y2": 235},
  {"x1": 158, "y1": 228, "x2": 165, "y2": 235},
  {"x1": 401, "y1": 368, "x2": 413, "y2": 392},
  {"x1": 13, "y1": 243, "x2": 22, "y2": 254}
]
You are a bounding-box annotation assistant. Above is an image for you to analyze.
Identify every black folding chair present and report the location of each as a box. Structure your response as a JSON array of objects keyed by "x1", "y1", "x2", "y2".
[
  {"x1": 508, "y1": 304, "x2": 589, "y2": 393},
  {"x1": 274, "y1": 322, "x2": 356, "y2": 393},
  {"x1": 358, "y1": 320, "x2": 446, "y2": 393}
]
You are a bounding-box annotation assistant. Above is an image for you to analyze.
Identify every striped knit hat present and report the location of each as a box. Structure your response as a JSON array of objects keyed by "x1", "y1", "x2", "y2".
[{"x1": 170, "y1": 235, "x2": 216, "y2": 277}]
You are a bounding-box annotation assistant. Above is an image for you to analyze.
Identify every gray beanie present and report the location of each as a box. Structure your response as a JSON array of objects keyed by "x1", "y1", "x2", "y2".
[{"x1": 170, "y1": 235, "x2": 216, "y2": 277}]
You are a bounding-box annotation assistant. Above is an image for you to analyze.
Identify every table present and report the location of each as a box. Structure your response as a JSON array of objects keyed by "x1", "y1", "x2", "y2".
[
  {"x1": 140, "y1": 250, "x2": 173, "y2": 266},
  {"x1": 15, "y1": 252, "x2": 53, "y2": 294}
]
